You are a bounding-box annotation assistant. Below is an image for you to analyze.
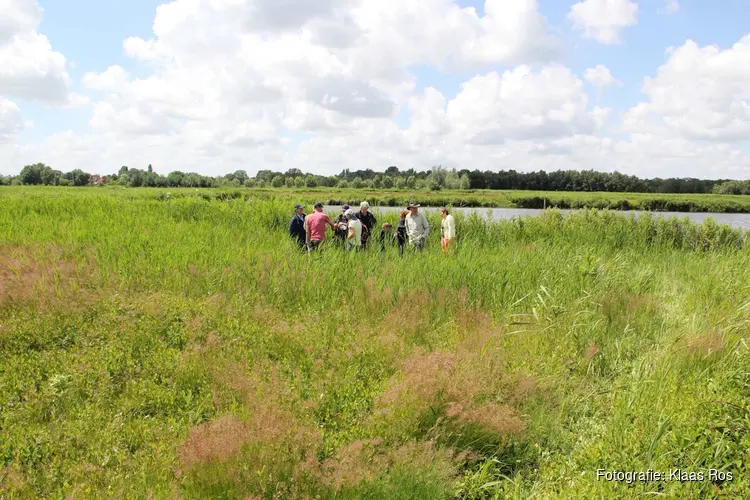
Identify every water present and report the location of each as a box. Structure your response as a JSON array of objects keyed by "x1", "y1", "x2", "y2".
[{"x1": 324, "y1": 206, "x2": 750, "y2": 231}]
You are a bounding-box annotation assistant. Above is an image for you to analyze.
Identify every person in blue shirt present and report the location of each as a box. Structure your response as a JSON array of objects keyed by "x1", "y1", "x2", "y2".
[{"x1": 289, "y1": 204, "x2": 306, "y2": 248}]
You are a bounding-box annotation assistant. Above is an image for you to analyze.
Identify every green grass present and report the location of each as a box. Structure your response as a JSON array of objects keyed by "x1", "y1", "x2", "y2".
[
  {"x1": 3, "y1": 185, "x2": 749, "y2": 213},
  {"x1": 0, "y1": 187, "x2": 748, "y2": 498}
]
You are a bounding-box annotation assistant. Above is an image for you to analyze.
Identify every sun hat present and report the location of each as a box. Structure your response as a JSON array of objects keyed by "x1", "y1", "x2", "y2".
[
  {"x1": 360, "y1": 201, "x2": 370, "y2": 209},
  {"x1": 407, "y1": 202, "x2": 420, "y2": 208}
]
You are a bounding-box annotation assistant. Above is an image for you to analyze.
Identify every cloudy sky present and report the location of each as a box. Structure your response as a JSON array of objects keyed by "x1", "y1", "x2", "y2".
[{"x1": 1, "y1": 0, "x2": 749, "y2": 178}]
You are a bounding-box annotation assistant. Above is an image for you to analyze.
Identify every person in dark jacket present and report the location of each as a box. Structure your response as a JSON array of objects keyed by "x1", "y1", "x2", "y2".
[
  {"x1": 379, "y1": 223, "x2": 394, "y2": 252},
  {"x1": 396, "y1": 210, "x2": 408, "y2": 256},
  {"x1": 332, "y1": 204, "x2": 350, "y2": 246},
  {"x1": 358, "y1": 201, "x2": 377, "y2": 249},
  {"x1": 289, "y1": 204, "x2": 306, "y2": 248}
]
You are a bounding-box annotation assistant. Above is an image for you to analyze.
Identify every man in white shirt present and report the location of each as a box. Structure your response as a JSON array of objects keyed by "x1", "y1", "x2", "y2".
[
  {"x1": 440, "y1": 207, "x2": 456, "y2": 254},
  {"x1": 405, "y1": 203, "x2": 429, "y2": 252},
  {"x1": 345, "y1": 209, "x2": 363, "y2": 251}
]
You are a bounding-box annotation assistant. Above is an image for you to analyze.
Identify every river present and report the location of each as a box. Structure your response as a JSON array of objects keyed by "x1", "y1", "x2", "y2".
[{"x1": 324, "y1": 206, "x2": 750, "y2": 231}]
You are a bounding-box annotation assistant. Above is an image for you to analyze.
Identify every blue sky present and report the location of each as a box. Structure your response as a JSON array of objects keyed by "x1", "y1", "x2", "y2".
[
  {"x1": 3, "y1": 0, "x2": 749, "y2": 178},
  {"x1": 24, "y1": 0, "x2": 750, "y2": 139}
]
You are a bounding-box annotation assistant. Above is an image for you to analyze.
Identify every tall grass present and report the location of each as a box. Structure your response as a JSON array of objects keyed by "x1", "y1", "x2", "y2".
[{"x1": 0, "y1": 188, "x2": 748, "y2": 498}]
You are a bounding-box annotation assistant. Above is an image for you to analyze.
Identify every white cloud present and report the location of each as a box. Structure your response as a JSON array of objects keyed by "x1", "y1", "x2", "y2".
[
  {"x1": 568, "y1": 0, "x2": 638, "y2": 44},
  {"x1": 0, "y1": 97, "x2": 24, "y2": 140},
  {"x1": 584, "y1": 65, "x2": 621, "y2": 87},
  {"x1": 1, "y1": 0, "x2": 750, "y2": 181},
  {"x1": 664, "y1": 1, "x2": 679, "y2": 14},
  {"x1": 623, "y1": 35, "x2": 750, "y2": 142},
  {"x1": 0, "y1": 0, "x2": 75, "y2": 105}
]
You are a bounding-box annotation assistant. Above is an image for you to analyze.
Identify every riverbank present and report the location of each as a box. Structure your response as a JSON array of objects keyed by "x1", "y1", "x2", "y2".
[{"x1": 3, "y1": 186, "x2": 749, "y2": 213}]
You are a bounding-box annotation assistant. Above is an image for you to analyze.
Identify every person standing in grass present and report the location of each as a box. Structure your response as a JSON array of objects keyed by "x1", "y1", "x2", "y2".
[
  {"x1": 358, "y1": 201, "x2": 377, "y2": 249},
  {"x1": 305, "y1": 202, "x2": 335, "y2": 251},
  {"x1": 332, "y1": 204, "x2": 350, "y2": 246},
  {"x1": 440, "y1": 208, "x2": 456, "y2": 254},
  {"x1": 289, "y1": 203, "x2": 306, "y2": 249},
  {"x1": 396, "y1": 210, "x2": 408, "y2": 256},
  {"x1": 345, "y1": 209, "x2": 363, "y2": 251},
  {"x1": 378, "y1": 223, "x2": 394, "y2": 252},
  {"x1": 405, "y1": 203, "x2": 429, "y2": 252}
]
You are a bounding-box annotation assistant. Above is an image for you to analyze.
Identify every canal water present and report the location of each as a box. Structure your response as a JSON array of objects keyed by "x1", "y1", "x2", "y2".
[{"x1": 324, "y1": 206, "x2": 750, "y2": 231}]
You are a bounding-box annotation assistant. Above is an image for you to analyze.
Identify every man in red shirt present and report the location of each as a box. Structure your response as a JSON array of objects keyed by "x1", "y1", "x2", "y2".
[{"x1": 305, "y1": 202, "x2": 335, "y2": 251}]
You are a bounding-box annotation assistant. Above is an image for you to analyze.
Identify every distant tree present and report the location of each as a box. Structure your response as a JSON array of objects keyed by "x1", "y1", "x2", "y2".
[
  {"x1": 459, "y1": 174, "x2": 471, "y2": 190},
  {"x1": 305, "y1": 176, "x2": 317, "y2": 188},
  {"x1": 351, "y1": 176, "x2": 364, "y2": 189},
  {"x1": 285, "y1": 168, "x2": 303, "y2": 177},
  {"x1": 167, "y1": 171, "x2": 185, "y2": 187},
  {"x1": 337, "y1": 180, "x2": 350, "y2": 189},
  {"x1": 382, "y1": 176, "x2": 394, "y2": 189},
  {"x1": 69, "y1": 169, "x2": 91, "y2": 186},
  {"x1": 244, "y1": 178, "x2": 256, "y2": 188},
  {"x1": 395, "y1": 177, "x2": 406, "y2": 189},
  {"x1": 373, "y1": 175, "x2": 383, "y2": 189},
  {"x1": 118, "y1": 166, "x2": 129, "y2": 176},
  {"x1": 58, "y1": 177, "x2": 71, "y2": 186},
  {"x1": 256, "y1": 170, "x2": 275, "y2": 183},
  {"x1": 271, "y1": 175, "x2": 284, "y2": 188},
  {"x1": 713, "y1": 180, "x2": 750, "y2": 195},
  {"x1": 147, "y1": 164, "x2": 153, "y2": 173},
  {"x1": 233, "y1": 170, "x2": 249, "y2": 183},
  {"x1": 385, "y1": 166, "x2": 400, "y2": 176},
  {"x1": 406, "y1": 176, "x2": 417, "y2": 189},
  {"x1": 285, "y1": 176, "x2": 295, "y2": 188},
  {"x1": 19, "y1": 163, "x2": 46, "y2": 185}
]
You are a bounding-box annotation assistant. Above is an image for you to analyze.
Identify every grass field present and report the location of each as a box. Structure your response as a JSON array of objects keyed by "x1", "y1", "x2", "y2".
[
  {"x1": 1, "y1": 187, "x2": 749, "y2": 498},
  {"x1": 3, "y1": 185, "x2": 750, "y2": 213}
]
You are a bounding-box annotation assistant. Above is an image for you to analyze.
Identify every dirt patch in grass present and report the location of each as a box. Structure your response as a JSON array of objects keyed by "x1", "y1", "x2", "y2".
[
  {"x1": 684, "y1": 331, "x2": 725, "y2": 358},
  {"x1": 308, "y1": 439, "x2": 457, "y2": 491},
  {"x1": 0, "y1": 245, "x2": 100, "y2": 311}
]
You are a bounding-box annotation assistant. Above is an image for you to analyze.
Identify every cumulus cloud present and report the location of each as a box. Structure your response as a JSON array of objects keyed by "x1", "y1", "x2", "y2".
[
  {"x1": 2, "y1": 0, "x2": 750, "y2": 180},
  {"x1": 568, "y1": 0, "x2": 638, "y2": 44},
  {"x1": 0, "y1": 97, "x2": 24, "y2": 140},
  {"x1": 663, "y1": 1, "x2": 679, "y2": 14},
  {"x1": 0, "y1": 0, "x2": 75, "y2": 105},
  {"x1": 623, "y1": 35, "x2": 750, "y2": 142},
  {"x1": 584, "y1": 65, "x2": 620, "y2": 87}
]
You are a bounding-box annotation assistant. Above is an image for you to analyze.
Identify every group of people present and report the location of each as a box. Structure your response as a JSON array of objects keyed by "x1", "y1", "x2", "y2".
[{"x1": 289, "y1": 201, "x2": 456, "y2": 255}]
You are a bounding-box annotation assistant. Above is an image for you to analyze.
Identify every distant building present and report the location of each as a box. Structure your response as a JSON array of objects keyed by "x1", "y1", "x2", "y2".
[{"x1": 90, "y1": 174, "x2": 107, "y2": 185}]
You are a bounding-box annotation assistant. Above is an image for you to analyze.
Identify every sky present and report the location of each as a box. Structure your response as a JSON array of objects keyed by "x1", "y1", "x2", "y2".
[{"x1": 1, "y1": 0, "x2": 750, "y2": 179}]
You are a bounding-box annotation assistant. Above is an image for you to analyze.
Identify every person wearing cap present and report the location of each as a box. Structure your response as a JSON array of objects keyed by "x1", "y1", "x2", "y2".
[
  {"x1": 440, "y1": 207, "x2": 456, "y2": 254},
  {"x1": 405, "y1": 203, "x2": 430, "y2": 251},
  {"x1": 345, "y1": 208, "x2": 363, "y2": 251},
  {"x1": 332, "y1": 204, "x2": 350, "y2": 246},
  {"x1": 304, "y1": 202, "x2": 335, "y2": 251},
  {"x1": 289, "y1": 203, "x2": 307, "y2": 248},
  {"x1": 358, "y1": 201, "x2": 377, "y2": 249}
]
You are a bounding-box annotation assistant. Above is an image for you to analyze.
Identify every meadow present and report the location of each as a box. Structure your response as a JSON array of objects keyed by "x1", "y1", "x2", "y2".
[
  {"x1": 0, "y1": 187, "x2": 748, "y2": 498},
  {"x1": 172, "y1": 186, "x2": 750, "y2": 213}
]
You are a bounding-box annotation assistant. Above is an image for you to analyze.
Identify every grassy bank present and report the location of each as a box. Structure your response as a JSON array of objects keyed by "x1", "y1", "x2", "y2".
[
  {"x1": 0, "y1": 189, "x2": 748, "y2": 498},
  {"x1": 3, "y1": 185, "x2": 750, "y2": 213}
]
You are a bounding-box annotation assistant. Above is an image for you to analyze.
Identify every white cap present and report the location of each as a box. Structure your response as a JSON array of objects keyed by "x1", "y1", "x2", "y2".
[{"x1": 360, "y1": 201, "x2": 369, "y2": 209}]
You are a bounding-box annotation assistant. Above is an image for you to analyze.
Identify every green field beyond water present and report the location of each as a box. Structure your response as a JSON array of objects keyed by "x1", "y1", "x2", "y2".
[
  {"x1": 0, "y1": 188, "x2": 748, "y2": 498},
  {"x1": 3, "y1": 185, "x2": 750, "y2": 213}
]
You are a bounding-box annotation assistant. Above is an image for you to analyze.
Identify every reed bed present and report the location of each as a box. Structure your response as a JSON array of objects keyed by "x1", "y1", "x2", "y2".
[{"x1": 0, "y1": 189, "x2": 748, "y2": 498}]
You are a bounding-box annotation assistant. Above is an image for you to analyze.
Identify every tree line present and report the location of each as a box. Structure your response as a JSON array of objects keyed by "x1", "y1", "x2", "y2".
[{"x1": 1, "y1": 162, "x2": 748, "y2": 195}]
